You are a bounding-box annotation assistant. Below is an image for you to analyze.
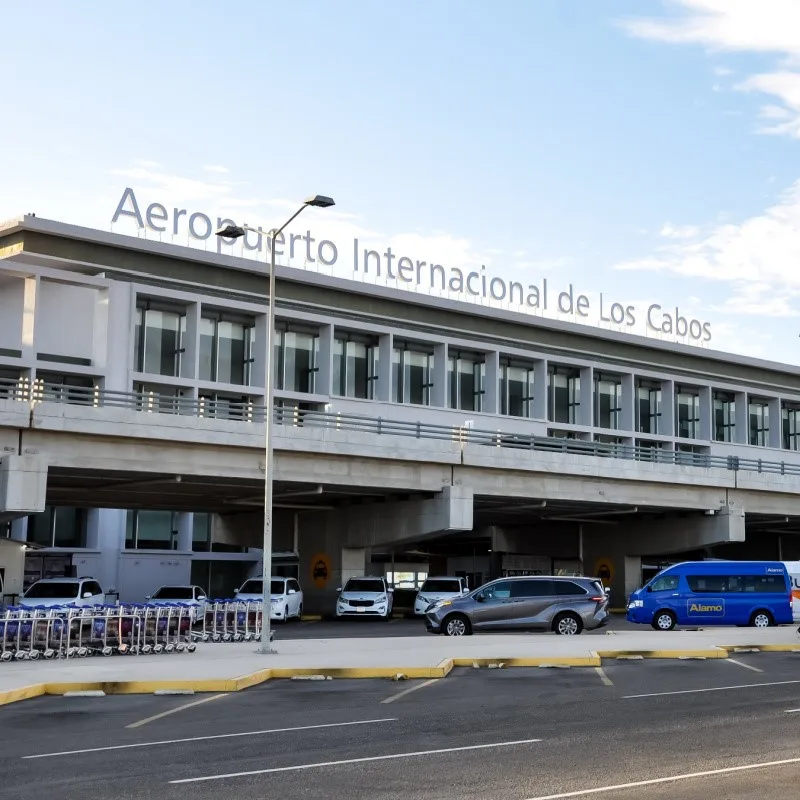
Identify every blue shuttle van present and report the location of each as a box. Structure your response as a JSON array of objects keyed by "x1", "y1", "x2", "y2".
[{"x1": 627, "y1": 561, "x2": 792, "y2": 630}]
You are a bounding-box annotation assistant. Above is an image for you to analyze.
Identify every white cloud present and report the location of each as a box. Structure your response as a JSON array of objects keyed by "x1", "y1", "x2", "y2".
[
  {"x1": 203, "y1": 165, "x2": 230, "y2": 174},
  {"x1": 620, "y1": 1, "x2": 800, "y2": 138},
  {"x1": 713, "y1": 65, "x2": 733, "y2": 76},
  {"x1": 660, "y1": 222, "x2": 701, "y2": 239}
]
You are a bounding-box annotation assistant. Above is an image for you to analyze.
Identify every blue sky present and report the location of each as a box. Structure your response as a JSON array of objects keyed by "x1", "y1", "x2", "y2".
[{"x1": 3, "y1": 1, "x2": 800, "y2": 362}]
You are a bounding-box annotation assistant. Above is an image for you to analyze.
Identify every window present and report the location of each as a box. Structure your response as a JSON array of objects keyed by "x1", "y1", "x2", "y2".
[
  {"x1": 287, "y1": 579, "x2": 301, "y2": 593},
  {"x1": 193, "y1": 513, "x2": 211, "y2": 552},
  {"x1": 82, "y1": 581, "x2": 103, "y2": 597},
  {"x1": 27, "y1": 506, "x2": 87, "y2": 548},
  {"x1": 555, "y1": 581, "x2": 588, "y2": 596},
  {"x1": 713, "y1": 392, "x2": 735, "y2": 442},
  {"x1": 510, "y1": 579, "x2": 555, "y2": 598},
  {"x1": 649, "y1": 575, "x2": 679, "y2": 592},
  {"x1": 343, "y1": 578, "x2": 386, "y2": 593},
  {"x1": 199, "y1": 315, "x2": 255, "y2": 386},
  {"x1": 595, "y1": 374, "x2": 621, "y2": 430},
  {"x1": 420, "y1": 579, "x2": 462, "y2": 593},
  {"x1": 749, "y1": 399, "x2": 769, "y2": 447},
  {"x1": 125, "y1": 510, "x2": 177, "y2": 550},
  {"x1": 393, "y1": 343, "x2": 433, "y2": 405},
  {"x1": 676, "y1": 388, "x2": 701, "y2": 439},
  {"x1": 333, "y1": 334, "x2": 378, "y2": 399},
  {"x1": 36, "y1": 373, "x2": 96, "y2": 404},
  {"x1": 448, "y1": 351, "x2": 485, "y2": 412},
  {"x1": 24, "y1": 581, "x2": 80, "y2": 599},
  {"x1": 275, "y1": 326, "x2": 319, "y2": 394},
  {"x1": 134, "y1": 304, "x2": 187, "y2": 377},
  {"x1": 783, "y1": 405, "x2": 800, "y2": 451},
  {"x1": 152, "y1": 587, "x2": 195, "y2": 600},
  {"x1": 500, "y1": 359, "x2": 535, "y2": 418},
  {"x1": 686, "y1": 574, "x2": 786, "y2": 593},
  {"x1": 549, "y1": 367, "x2": 580, "y2": 424},
  {"x1": 637, "y1": 380, "x2": 662, "y2": 434},
  {"x1": 198, "y1": 391, "x2": 253, "y2": 421},
  {"x1": 134, "y1": 382, "x2": 190, "y2": 414},
  {"x1": 481, "y1": 580, "x2": 512, "y2": 600}
]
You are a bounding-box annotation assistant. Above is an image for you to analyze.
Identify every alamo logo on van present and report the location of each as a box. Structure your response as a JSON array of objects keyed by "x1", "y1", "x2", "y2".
[
  {"x1": 687, "y1": 601, "x2": 725, "y2": 615},
  {"x1": 765, "y1": 567, "x2": 785, "y2": 574}
]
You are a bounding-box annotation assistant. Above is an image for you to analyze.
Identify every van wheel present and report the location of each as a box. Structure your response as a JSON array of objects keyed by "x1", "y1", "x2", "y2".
[
  {"x1": 443, "y1": 614, "x2": 471, "y2": 636},
  {"x1": 652, "y1": 610, "x2": 677, "y2": 631},
  {"x1": 553, "y1": 612, "x2": 583, "y2": 635},
  {"x1": 750, "y1": 610, "x2": 773, "y2": 628}
]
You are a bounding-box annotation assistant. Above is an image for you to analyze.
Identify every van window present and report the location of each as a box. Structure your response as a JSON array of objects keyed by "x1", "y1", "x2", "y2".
[
  {"x1": 83, "y1": 581, "x2": 102, "y2": 596},
  {"x1": 687, "y1": 574, "x2": 787, "y2": 594},
  {"x1": 25, "y1": 581, "x2": 80, "y2": 599},
  {"x1": 650, "y1": 575, "x2": 679, "y2": 592},
  {"x1": 511, "y1": 579, "x2": 555, "y2": 598},
  {"x1": 152, "y1": 587, "x2": 194, "y2": 600},
  {"x1": 421, "y1": 579, "x2": 462, "y2": 593},
  {"x1": 555, "y1": 581, "x2": 587, "y2": 596},
  {"x1": 484, "y1": 581, "x2": 512, "y2": 600}
]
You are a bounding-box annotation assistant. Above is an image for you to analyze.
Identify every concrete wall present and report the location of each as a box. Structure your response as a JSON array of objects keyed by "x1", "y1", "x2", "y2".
[
  {"x1": 0, "y1": 455, "x2": 47, "y2": 522},
  {"x1": 36, "y1": 281, "x2": 97, "y2": 361},
  {"x1": 0, "y1": 276, "x2": 24, "y2": 352},
  {"x1": 116, "y1": 552, "x2": 192, "y2": 603},
  {"x1": 0, "y1": 538, "x2": 25, "y2": 599}
]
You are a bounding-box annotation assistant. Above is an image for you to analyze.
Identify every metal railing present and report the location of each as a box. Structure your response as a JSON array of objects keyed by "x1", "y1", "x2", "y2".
[{"x1": 2, "y1": 376, "x2": 800, "y2": 476}]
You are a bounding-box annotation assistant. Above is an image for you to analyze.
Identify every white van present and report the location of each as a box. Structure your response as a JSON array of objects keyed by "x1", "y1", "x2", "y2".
[{"x1": 783, "y1": 561, "x2": 800, "y2": 621}]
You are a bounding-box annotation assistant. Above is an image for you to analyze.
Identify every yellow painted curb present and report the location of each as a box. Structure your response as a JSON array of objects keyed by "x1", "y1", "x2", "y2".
[
  {"x1": 300, "y1": 615, "x2": 322, "y2": 622},
  {"x1": 452, "y1": 656, "x2": 601, "y2": 668},
  {"x1": 0, "y1": 683, "x2": 46, "y2": 707},
  {"x1": 595, "y1": 648, "x2": 729, "y2": 659},
  {"x1": 720, "y1": 644, "x2": 800, "y2": 654}
]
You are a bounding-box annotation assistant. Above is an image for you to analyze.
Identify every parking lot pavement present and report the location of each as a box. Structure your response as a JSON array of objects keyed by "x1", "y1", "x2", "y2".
[
  {"x1": 3, "y1": 652, "x2": 800, "y2": 799},
  {"x1": 279, "y1": 613, "x2": 642, "y2": 639}
]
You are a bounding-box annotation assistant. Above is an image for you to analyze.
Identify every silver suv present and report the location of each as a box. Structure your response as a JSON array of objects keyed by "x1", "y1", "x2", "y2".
[{"x1": 424, "y1": 575, "x2": 609, "y2": 636}]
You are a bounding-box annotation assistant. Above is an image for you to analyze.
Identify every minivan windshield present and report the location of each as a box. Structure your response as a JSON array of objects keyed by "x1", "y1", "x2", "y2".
[
  {"x1": 24, "y1": 581, "x2": 80, "y2": 599},
  {"x1": 344, "y1": 579, "x2": 385, "y2": 593},
  {"x1": 152, "y1": 587, "x2": 195, "y2": 600},
  {"x1": 421, "y1": 579, "x2": 461, "y2": 593},
  {"x1": 239, "y1": 580, "x2": 285, "y2": 595}
]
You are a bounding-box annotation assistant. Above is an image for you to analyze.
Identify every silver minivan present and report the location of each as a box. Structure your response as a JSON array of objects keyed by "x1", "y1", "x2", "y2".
[{"x1": 424, "y1": 575, "x2": 610, "y2": 636}]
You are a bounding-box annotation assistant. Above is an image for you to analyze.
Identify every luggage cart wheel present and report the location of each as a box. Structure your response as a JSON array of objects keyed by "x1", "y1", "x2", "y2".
[
  {"x1": 78, "y1": 648, "x2": 89, "y2": 658},
  {"x1": 1, "y1": 652, "x2": 13, "y2": 662},
  {"x1": 164, "y1": 644, "x2": 175, "y2": 653},
  {"x1": 29, "y1": 651, "x2": 40, "y2": 660},
  {"x1": 43, "y1": 649, "x2": 55, "y2": 660},
  {"x1": 15, "y1": 651, "x2": 27, "y2": 660},
  {"x1": 102, "y1": 647, "x2": 113, "y2": 657},
  {"x1": 153, "y1": 645, "x2": 164, "y2": 654},
  {"x1": 187, "y1": 643, "x2": 197, "y2": 653},
  {"x1": 175, "y1": 643, "x2": 185, "y2": 652},
  {"x1": 141, "y1": 645, "x2": 152, "y2": 654}
]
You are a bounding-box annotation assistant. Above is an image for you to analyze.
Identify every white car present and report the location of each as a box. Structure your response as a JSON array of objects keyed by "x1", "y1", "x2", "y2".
[
  {"x1": 146, "y1": 584, "x2": 208, "y2": 622},
  {"x1": 19, "y1": 577, "x2": 105, "y2": 609},
  {"x1": 234, "y1": 576, "x2": 303, "y2": 622},
  {"x1": 414, "y1": 576, "x2": 469, "y2": 616},
  {"x1": 336, "y1": 577, "x2": 394, "y2": 619}
]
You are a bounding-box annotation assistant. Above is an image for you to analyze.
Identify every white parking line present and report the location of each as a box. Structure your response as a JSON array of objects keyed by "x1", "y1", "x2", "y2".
[
  {"x1": 126, "y1": 693, "x2": 228, "y2": 729},
  {"x1": 381, "y1": 678, "x2": 439, "y2": 704},
  {"x1": 22, "y1": 718, "x2": 398, "y2": 759},
  {"x1": 523, "y1": 755, "x2": 800, "y2": 799},
  {"x1": 623, "y1": 679, "x2": 800, "y2": 699},
  {"x1": 169, "y1": 738, "x2": 543, "y2": 783},
  {"x1": 595, "y1": 667, "x2": 613, "y2": 686},
  {"x1": 724, "y1": 658, "x2": 763, "y2": 674}
]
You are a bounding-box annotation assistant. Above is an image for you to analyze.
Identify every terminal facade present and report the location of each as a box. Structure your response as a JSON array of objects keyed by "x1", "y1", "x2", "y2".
[{"x1": 1, "y1": 215, "x2": 800, "y2": 611}]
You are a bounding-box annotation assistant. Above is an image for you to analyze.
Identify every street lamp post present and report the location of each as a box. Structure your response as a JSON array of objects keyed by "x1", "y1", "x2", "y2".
[{"x1": 216, "y1": 194, "x2": 335, "y2": 653}]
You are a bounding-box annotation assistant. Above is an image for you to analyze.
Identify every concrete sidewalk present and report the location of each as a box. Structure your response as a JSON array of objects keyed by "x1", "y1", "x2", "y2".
[{"x1": 1, "y1": 626, "x2": 799, "y2": 705}]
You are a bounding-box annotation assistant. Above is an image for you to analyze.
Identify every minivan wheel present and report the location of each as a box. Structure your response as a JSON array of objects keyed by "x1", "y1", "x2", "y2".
[
  {"x1": 553, "y1": 612, "x2": 583, "y2": 636},
  {"x1": 443, "y1": 614, "x2": 471, "y2": 637},
  {"x1": 652, "y1": 610, "x2": 677, "y2": 631},
  {"x1": 750, "y1": 610, "x2": 773, "y2": 628}
]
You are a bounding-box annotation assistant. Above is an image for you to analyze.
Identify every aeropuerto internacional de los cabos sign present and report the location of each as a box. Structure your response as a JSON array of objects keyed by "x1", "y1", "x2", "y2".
[{"x1": 111, "y1": 187, "x2": 712, "y2": 343}]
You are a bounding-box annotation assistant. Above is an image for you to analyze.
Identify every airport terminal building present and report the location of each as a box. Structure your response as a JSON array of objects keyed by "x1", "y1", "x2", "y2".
[{"x1": 2, "y1": 213, "x2": 800, "y2": 610}]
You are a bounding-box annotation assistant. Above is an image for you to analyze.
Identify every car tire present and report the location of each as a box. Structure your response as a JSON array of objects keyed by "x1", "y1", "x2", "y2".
[
  {"x1": 442, "y1": 613, "x2": 471, "y2": 636},
  {"x1": 297, "y1": 603, "x2": 303, "y2": 621},
  {"x1": 652, "y1": 610, "x2": 677, "y2": 631},
  {"x1": 750, "y1": 610, "x2": 773, "y2": 628},
  {"x1": 553, "y1": 612, "x2": 583, "y2": 635}
]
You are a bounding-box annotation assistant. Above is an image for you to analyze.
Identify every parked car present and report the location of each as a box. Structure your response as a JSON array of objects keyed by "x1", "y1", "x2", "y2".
[
  {"x1": 234, "y1": 576, "x2": 304, "y2": 622},
  {"x1": 336, "y1": 576, "x2": 393, "y2": 620},
  {"x1": 146, "y1": 584, "x2": 208, "y2": 622},
  {"x1": 18, "y1": 577, "x2": 105, "y2": 609},
  {"x1": 425, "y1": 575, "x2": 609, "y2": 636},
  {"x1": 414, "y1": 576, "x2": 469, "y2": 616}
]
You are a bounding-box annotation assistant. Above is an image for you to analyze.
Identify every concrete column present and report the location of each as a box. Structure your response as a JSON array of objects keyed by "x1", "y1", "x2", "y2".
[
  {"x1": 20, "y1": 275, "x2": 39, "y2": 364},
  {"x1": 251, "y1": 313, "x2": 268, "y2": 398},
  {"x1": 10, "y1": 517, "x2": 28, "y2": 542},
  {"x1": 432, "y1": 343, "x2": 447, "y2": 407},
  {"x1": 661, "y1": 379, "x2": 675, "y2": 437},
  {"x1": 579, "y1": 366, "x2": 593, "y2": 427},
  {"x1": 85, "y1": 508, "x2": 126, "y2": 593},
  {"x1": 316, "y1": 323, "x2": 334, "y2": 397},
  {"x1": 176, "y1": 512, "x2": 193, "y2": 552},
  {"x1": 101, "y1": 282, "x2": 134, "y2": 392},
  {"x1": 533, "y1": 359, "x2": 547, "y2": 420},
  {"x1": 699, "y1": 385, "x2": 713, "y2": 441},
  {"x1": 620, "y1": 373, "x2": 635, "y2": 433},
  {"x1": 180, "y1": 302, "x2": 200, "y2": 380},
  {"x1": 483, "y1": 350, "x2": 500, "y2": 415},
  {"x1": 769, "y1": 397, "x2": 782, "y2": 449},
  {"x1": 734, "y1": 392, "x2": 748, "y2": 444},
  {"x1": 341, "y1": 547, "x2": 367, "y2": 584},
  {"x1": 581, "y1": 529, "x2": 642, "y2": 610},
  {"x1": 377, "y1": 332, "x2": 393, "y2": 402}
]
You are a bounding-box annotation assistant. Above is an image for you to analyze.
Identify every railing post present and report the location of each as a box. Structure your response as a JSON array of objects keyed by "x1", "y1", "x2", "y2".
[
  {"x1": 377, "y1": 417, "x2": 382, "y2": 436},
  {"x1": 416, "y1": 421, "x2": 421, "y2": 439}
]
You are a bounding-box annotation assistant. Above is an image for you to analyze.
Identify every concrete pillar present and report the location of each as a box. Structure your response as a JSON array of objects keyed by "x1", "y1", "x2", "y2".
[
  {"x1": 181, "y1": 301, "x2": 200, "y2": 380},
  {"x1": 176, "y1": 512, "x2": 193, "y2": 552},
  {"x1": 341, "y1": 547, "x2": 367, "y2": 584},
  {"x1": 620, "y1": 373, "x2": 635, "y2": 433},
  {"x1": 432, "y1": 343, "x2": 447, "y2": 407},
  {"x1": 581, "y1": 529, "x2": 642, "y2": 610},
  {"x1": 699, "y1": 385, "x2": 713, "y2": 441},
  {"x1": 483, "y1": 350, "x2": 499, "y2": 416},
  {"x1": 85, "y1": 508, "x2": 126, "y2": 593},
  {"x1": 734, "y1": 392, "x2": 748, "y2": 444},
  {"x1": 316, "y1": 323, "x2": 334, "y2": 397},
  {"x1": 769, "y1": 397, "x2": 781, "y2": 449},
  {"x1": 101, "y1": 282, "x2": 134, "y2": 392},
  {"x1": 533, "y1": 359, "x2": 547, "y2": 420},
  {"x1": 377, "y1": 332, "x2": 393, "y2": 402},
  {"x1": 0, "y1": 455, "x2": 47, "y2": 521},
  {"x1": 579, "y1": 366, "x2": 593, "y2": 427},
  {"x1": 20, "y1": 276, "x2": 39, "y2": 364},
  {"x1": 661, "y1": 379, "x2": 675, "y2": 437}
]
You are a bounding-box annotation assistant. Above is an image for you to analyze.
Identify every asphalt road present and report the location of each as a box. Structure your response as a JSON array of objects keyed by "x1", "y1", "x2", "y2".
[
  {"x1": 3, "y1": 652, "x2": 800, "y2": 799},
  {"x1": 277, "y1": 613, "x2": 643, "y2": 639}
]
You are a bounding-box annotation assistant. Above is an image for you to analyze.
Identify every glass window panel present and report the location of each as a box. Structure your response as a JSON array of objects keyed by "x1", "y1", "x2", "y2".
[
  {"x1": 282, "y1": 331, "x2": 316, "y2": 393},
  {"x1": 749, "y1": 402, "x2": 769, "y2": 447},
  {"x1": 333, "y1": 338, "x2": 344, "y2": 395},
  {"x1": 142, "y1": 309, "x2": 184, "y2": 377},
  {"x1": 595, "y1": 379, "x2": 621, "y2": 429},
  {"x1": 405, "y1": 350, "x2": 430, "y2": 405},
  {"x1": 714, "y1": 395, "x2": 735, "y2": 442},
  {"x1": 199, "y1": 317, "x2": 216, "y2": 381},
  {"x1": 53, "y1": 507, "x2": 84, "y2": 548},
  {"x1": 217, "y1": 321, "x2": 246, "y2": 385},
  {"x1": 677, "y1": 391, "x2": 700, "y2": 439},
  {"x1": 783, "y1": 407, "x2": 800, "y2": 451},
  {"x1": 132, "y1": 510, "x2": 174, "y2": 550},
  {"x1": 346, "y1": 340, "x2": 368, "y2": 398}
]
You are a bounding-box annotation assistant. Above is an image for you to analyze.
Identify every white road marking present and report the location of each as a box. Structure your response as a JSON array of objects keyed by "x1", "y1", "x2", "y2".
[
  {"x1": 724, "y1": 658, "x2": 763, "y2": 674},
  {"x1": 169, "y1": 738, "x2": 544, "y2": 784},
  {"x1": 23, "y1": 718, "x2": 398, "y2": 759},
  {"x1": 595, "y1": 667, "x2": 613, "y2": 687},
  {"x1": 623, "y1": 679, "x2": 800, "y2": 699},
  {"x1": 126, "y1": 693, "x2": 228, "y2": 728},
  {"x1": 784, "y1": 708, "x2": 800, "y2": 713},
  {"x1": 523, "y1": 755, "x2": 800, "y2": 799},
  {"x1": 381, "y1": 678, "x2": 439, "y2": 704}
]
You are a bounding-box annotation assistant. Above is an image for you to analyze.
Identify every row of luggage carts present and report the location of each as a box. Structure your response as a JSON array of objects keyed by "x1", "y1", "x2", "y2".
[{"x1": 0, "y1": 599, "x2": 272, "y2": 661}]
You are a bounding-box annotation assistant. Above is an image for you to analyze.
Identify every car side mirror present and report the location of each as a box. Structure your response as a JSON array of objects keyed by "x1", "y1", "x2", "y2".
[
  {"x1": 198, "y1": 595, "x2": 206, "y2": 601},
  {"x1": 336, "y1": 587, "x2": 343, "y2": 593},
  {"x1": 82, "y1": 592, "x2": 92, "y2": 599},
  {"x1": 388, "y1": 588, "x2": 394, "y2": 593},
  {"x1": 288, "y1": 589, "x2": 296, "y2": 595},
  {"x1": 475, "y1": 593, "x2": 485, "y2": 603},
  {"x1": 145, "y1": 595, "x2": 151, "y2": 600},
  {"x1": 234, "y1": 587, "x2": 241, "y2": 594}
]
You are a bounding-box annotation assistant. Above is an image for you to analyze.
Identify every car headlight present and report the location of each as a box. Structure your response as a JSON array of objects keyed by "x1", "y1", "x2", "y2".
[
  {"x1": 338, "y1": 597, "x2": 348, "y2": 605},
  {"x1": 434, "y1": 599, "x2": 452, "y2": 609},
  {"x1": 376, "y1": 594, "x2": 387, "y2": 603},
  {"x1": 270, "y1": 598, "x2": 280, "y2": 604},
  {"x1": 418, "y1": 596, "x2": 429, "y2": 605},
  {"x1": 628, "y1": 600, "x2": 643, "y2": 608}
]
